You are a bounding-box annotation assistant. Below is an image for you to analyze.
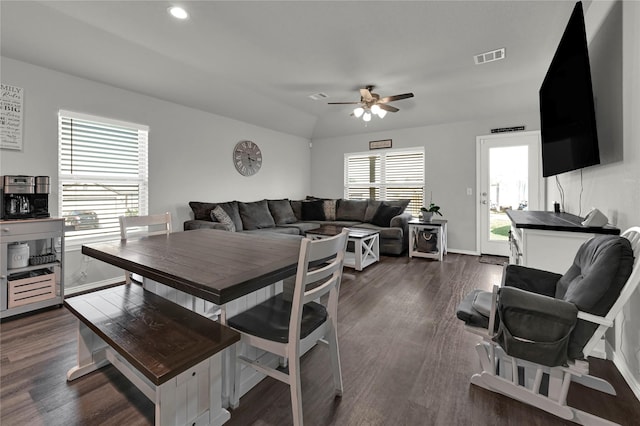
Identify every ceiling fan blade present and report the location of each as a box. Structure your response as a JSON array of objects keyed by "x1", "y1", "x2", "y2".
[
  {"x1": 360, "y1": 88, "x2": 374, "y2": 102},
  {"x1": 379, "y1": 93, "x2": 414, "y2": 103},
  {"x1": 378, "y1": 103, "x2": 399, "y2": 112},
  {"x1": 328, "y1": 101, "x2": 362, "y2": 105}
]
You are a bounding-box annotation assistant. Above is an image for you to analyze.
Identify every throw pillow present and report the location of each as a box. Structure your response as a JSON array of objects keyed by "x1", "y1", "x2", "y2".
[
  {"x1": 267, "y1": 199, "x2": 297, "y2": 225},
  {"x1": 290, "y1": 200, "x2": 303, "y2": 221},
  {"x1": 238, "y1": 200, "x2": 276, "y2": 230},
  {"x1": 336, "y1": 199, "x2": 368, "y2": 221},
  {"x1": 218, "y1": 201, "x2": 243, "y2": 231},
  {"x1": 301, "y1": 200, "x2": 326, "y2": 221},
  {"x1": 189, "y1": 201, "x2": 217, "y2": 221},
  {"x1": 323, "y1": 199, "x2": 337, "y2": 221},
  {"x1": 211, "y1": 206, "x2": 236, "y2": 232},
  {"x1": 364, "y1": 200, "x2": 383, "y2": 223},
  {"x1": 371, "y1": 203, "x2": 403, "y2": 227}
]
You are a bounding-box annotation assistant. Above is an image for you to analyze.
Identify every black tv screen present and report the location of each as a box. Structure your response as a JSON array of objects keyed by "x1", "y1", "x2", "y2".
[{"x1": 540, "y1": 1, "x2": 600, "y2": 177}]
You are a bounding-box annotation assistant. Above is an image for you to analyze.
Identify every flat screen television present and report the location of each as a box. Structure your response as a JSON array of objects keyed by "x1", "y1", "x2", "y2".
[{"x1": 539, "y1": 1, "x2": 600, "y2": 177}]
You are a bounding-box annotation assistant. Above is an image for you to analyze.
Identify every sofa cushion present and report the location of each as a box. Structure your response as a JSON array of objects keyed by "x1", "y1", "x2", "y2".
[
  {"x1": 278, "y1": 222, "x2": 321, "y2": 234},
  {"x1": 189, "y1": 201, "x2": 217, "y2": 221},
  {"x1": 211, "y1": 205, "x2": 236, "y2": 232},
  {"x1": 353, "y1": 223, "x2": 403, "y2": 240},
  {"x1": 370, "y1": 202, "x2": 403, "y2": 227},
  {"x1": 238, "y1": 200, "x2": 276, "y2": 230},
  {"x1": 301, "y1": 200, "x2": 326, "y2": 221},
  {"x1": 267, "y1": 199, "x2": 297, "y2": 225},
  {"x1": 336, "y1": 199, "x2": 368, "y2": 221}
]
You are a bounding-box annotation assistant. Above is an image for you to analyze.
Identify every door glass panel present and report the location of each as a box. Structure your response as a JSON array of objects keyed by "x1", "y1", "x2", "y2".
[{"x1": 489, "y1": 146, "x2": 528, "y2": 241}]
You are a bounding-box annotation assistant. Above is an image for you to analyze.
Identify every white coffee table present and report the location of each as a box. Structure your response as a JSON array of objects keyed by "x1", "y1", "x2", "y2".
[{"x1": 306, "y1": 225, "x2": 380, "y2": 271}]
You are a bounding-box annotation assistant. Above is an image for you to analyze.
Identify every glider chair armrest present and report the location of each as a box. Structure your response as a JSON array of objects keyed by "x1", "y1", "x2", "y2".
[{"x1": 577, "y1": 311, "x2": 613, "y2": 327}]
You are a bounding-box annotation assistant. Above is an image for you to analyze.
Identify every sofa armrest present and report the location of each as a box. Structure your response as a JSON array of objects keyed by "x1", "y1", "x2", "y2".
[
  {"x1": 390, "y1": 211, "x2": 412, "y2": 229},
  {"x1": 184, "y1": 219, "x2": 230, "y2": 231},
  {"x1": 390, "y1": 212, "x2": 412, "y2": 253}
]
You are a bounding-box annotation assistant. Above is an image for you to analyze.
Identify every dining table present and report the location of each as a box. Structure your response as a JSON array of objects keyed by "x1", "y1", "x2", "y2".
[{"x1": 81, "y1": 228, "x2": 304, "y2": 411}]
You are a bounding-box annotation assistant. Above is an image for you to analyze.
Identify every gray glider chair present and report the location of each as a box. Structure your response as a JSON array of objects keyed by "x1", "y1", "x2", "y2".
[{"x1": 457, "y1": 229, "x2": 640, "y2": 426}]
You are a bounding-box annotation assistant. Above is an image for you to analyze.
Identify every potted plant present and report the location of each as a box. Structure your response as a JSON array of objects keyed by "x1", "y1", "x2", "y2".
[{"x1": 420, "y1": 193, "x2": 442, "y2": 222}]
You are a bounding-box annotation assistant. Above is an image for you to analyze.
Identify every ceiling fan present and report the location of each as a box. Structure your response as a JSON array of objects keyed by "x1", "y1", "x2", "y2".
[{"x1": 328, "y1": 85, "x2": 414, "y2": 121}]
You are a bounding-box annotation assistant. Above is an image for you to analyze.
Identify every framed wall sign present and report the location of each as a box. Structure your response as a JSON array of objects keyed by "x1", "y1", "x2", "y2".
[
  {"x1": 369, "y1": 139, "x2": 392, "y2": 150},
  {"x1": 1, "y1": 84, "x2": 24, "y2": 150}
]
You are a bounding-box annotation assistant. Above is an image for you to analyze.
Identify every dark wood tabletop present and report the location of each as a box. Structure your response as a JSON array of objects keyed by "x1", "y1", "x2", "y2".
[{"x1": 82, "y1": 229, "x2": 303, "y2": 305}]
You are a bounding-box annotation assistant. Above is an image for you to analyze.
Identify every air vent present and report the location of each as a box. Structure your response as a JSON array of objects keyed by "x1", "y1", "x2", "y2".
[
  {"x1": 308, "y1": 92, "x2": 329, "y2": 101},
  {"x1": 474, "y1": 48, "x2": 506, "y2": 65}
]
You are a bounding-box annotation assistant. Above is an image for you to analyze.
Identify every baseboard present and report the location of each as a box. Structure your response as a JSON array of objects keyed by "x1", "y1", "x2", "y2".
[
  {"x1": 611, "y1": 346, "x2": 640, "y2": 402},
  {"x1": 448, "y1": 248, "x2": 481, "y2": 256}
]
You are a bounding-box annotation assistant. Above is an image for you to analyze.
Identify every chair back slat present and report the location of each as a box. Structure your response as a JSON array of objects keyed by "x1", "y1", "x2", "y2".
[
  {"x1": 290, "y1": 230, "x2": 349, "y2": 342},
  {"x1": 120, "y1": 212, "x2": 172, "y2": 240}
]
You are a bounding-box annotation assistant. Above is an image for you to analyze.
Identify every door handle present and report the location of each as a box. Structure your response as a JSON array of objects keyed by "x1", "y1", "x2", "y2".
[{"x1": 481, "y1": 200, "x2": 487, "y2": 204}]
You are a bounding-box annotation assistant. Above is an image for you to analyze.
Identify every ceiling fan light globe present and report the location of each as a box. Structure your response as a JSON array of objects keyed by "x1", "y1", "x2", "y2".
[
  {"x1": 377, "y1": 109, "x2": 387, "y2": 118},
  {"x1": 353, "y1": 107, "x2": 365, "y2": 118},
  {"x1": 371, "y1": 104, "x2": 381, "y2": 114},
  {"x1": 363, "y1": 111, "x2": 372, "y2": 122}
]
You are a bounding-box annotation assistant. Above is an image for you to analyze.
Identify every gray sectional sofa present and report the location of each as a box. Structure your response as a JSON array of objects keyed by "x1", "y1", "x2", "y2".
[{"x1": 184, "y1": 198, "x2": 412, "y2": 255}]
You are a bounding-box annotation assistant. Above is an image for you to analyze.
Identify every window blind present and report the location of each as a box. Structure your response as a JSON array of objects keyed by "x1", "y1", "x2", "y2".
[
  {"x1": 58, "y1": 111, "x2": 149, "y2": 244},
  {"x1": 344, "y1": 148, "x2": 424, "y2": 216}
]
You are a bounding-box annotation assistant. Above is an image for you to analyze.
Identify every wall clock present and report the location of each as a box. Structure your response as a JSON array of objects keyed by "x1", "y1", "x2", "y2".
[{"x1": 233, "y1": 140, "x2": 262, "y2": 176}]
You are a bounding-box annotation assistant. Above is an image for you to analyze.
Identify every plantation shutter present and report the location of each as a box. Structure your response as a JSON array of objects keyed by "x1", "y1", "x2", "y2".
[
  {"x1": 344, "y1": 148, "x2": 424, "y2": 215},
  {"x1": 58, "y1": 110, "x2": 149, "y2": 245}
]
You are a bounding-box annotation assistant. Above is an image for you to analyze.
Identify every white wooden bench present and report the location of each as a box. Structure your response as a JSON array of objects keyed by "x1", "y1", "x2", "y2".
[{"x1": 65, "y1": 284, "x2": 240, "y2": 426}]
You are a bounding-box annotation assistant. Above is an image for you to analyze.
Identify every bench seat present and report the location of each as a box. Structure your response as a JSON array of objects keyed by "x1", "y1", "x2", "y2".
[{"x1": 65, "y1": 284, "x2": 240, "y2": 426}]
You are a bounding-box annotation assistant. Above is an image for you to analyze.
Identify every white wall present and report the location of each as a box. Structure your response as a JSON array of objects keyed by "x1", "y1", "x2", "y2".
[
  {"x1": 310, "y1": 112, "x2": 540, "y2": 253},
  {"x1": 546, "y1": 1, "x2": 640, "y2": 395},
  {"x1": 0, "y1": 57, "x2": 311, "y2": 288}
]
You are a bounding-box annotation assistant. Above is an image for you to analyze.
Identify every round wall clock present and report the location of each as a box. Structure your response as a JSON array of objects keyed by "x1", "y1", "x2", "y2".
[{"x1": 233, "y1": 140, "x2": 262, "y2": 176}]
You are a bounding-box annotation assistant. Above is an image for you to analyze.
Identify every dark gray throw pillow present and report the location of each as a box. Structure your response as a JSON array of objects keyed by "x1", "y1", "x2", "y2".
[
  {"x1": 370, "y1": 203, "x2": 403, "y2": 227},
  {"x1": 268, "y1": 199, "x2": 297, "y2": 225},
  {"x1": 217, "y1": 201, "x2": 243, "y2": 231},
  {"x1": 238, "y1": 200, "x2": 276, "y2": 230},
  {"x1": 301, "y1": 200, "x2": 326, "y2": 221},
  {"x1": 189, "y1": 201, "x2": 217, "y2": 221},
  {"x1": 336, "y1": 199, "x2": 368, "y2": 221}
]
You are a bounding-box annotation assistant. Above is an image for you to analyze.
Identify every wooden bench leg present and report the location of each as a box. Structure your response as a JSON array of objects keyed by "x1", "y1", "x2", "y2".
[{"x1": 67, "y1": 322, "x2": 110, "y2": 381}]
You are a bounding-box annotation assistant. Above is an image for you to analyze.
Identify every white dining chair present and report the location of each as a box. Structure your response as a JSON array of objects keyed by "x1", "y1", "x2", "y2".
[
  {"x1": 227, "y1": 229, "x2": 349, "y2": 426},
  {"x1": 119, "y1": 212, "x2": 172, "y2": 284}
]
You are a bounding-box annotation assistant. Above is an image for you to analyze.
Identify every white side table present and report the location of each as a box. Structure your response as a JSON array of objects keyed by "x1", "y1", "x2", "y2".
[{"x1": 408, "y1": 219, "x2": 448, "y2": 261}]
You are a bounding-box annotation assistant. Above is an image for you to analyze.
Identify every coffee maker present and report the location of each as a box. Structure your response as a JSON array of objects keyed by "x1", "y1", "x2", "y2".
[{"x1": 1, "y1": 175, "x2": 50, "y2": 219}]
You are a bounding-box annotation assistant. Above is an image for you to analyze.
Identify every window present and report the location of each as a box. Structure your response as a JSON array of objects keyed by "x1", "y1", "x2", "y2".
[
  {"x1": 344, "y1": 148, "x2": 424, "y2": 216},
  {"x1": 58, "y1": 110, "x2": 149, "y2": 245}
]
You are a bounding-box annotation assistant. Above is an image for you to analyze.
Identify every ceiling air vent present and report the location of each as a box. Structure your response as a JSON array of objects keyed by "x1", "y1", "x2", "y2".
[
  {"x1": 474, "y1": 48, "x2": 506, "y2": 65},
  {"x1": 308, "y1": 92, "x2": 329, "y2": 101}
]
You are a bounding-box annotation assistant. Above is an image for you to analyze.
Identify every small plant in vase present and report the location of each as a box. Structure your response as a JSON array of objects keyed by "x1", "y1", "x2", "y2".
[{"x1": 420, "y1": 193, "x2": 442, "y2": 222}]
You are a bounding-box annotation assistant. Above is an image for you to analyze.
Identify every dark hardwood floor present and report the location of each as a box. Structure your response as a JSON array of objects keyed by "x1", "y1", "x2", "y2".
[{"x1": 2, "y1": 253, "x2": 639, "y2": 425}]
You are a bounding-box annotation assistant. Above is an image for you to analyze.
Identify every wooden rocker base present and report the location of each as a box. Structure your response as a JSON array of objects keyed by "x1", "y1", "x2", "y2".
[{"x1": 471, "y1": 342, "x2": 620, "y2": 426}]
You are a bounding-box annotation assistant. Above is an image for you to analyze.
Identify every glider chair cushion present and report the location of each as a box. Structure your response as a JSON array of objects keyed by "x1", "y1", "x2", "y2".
[{"x1": 555, "y1": 235, "x2": 634, "y2": 359}]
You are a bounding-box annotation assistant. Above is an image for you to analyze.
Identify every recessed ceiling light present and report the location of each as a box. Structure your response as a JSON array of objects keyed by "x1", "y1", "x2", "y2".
[{"x1": 168, "y1": 6, "x2": 189, "y2": 20}]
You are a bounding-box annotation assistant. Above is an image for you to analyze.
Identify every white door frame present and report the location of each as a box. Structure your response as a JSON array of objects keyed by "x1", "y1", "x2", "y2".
[{"x1": 476, "y1": 131, "x2": 543, "y2": 256}]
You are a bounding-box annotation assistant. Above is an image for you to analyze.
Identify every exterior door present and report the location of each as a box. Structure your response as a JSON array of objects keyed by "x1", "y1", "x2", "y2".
[{"x1": 477, "y1": 131, "x2": 542, "y2": 256}]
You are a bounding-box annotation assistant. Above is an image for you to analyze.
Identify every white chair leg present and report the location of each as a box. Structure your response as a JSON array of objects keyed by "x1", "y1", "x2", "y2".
[
  {"x1": 327, "y1": 323, "x2": 343, "y2": 396},
  {"x1": 288, "y1": 353, "x2": 304, "y2": 426}
]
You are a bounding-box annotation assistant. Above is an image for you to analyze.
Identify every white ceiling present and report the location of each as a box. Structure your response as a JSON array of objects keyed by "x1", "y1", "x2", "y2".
[{"x1": 0, "y1": 0, "x2": 580, "y2": 140}]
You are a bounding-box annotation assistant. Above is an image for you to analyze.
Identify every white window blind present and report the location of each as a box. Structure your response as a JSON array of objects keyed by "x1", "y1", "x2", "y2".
[
  {"x1": 344, "y1": 148, "x2": 425, "y2": 216},
  {"x1": 58, "y1": 110, "x2": 149, "y2": 245}
]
